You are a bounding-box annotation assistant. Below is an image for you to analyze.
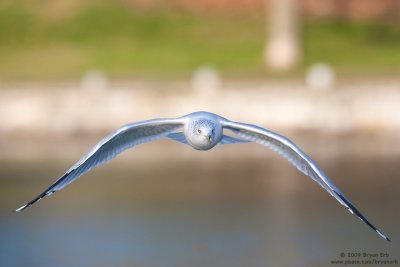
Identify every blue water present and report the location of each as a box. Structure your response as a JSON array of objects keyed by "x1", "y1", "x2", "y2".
[{"x1": 0, "y1": 148, "x2": 399, "y2": 267}]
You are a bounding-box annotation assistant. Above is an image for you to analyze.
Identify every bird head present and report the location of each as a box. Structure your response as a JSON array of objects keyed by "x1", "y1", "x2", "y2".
[
  {"x1": 186, "y1": 118, "x2": 221, "y2": 150},
  {"x1": 194, "y1": 124, "x2": 214, "y2": 143}
]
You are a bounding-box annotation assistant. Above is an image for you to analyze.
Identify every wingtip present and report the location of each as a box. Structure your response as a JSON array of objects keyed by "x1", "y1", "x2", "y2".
[
  {"x1": 14, "y1": 204, "x2": 28, "y2": 213},
  {"x1": 376, "y1": 229, "x2": 391, "y2": 242},
  {"x1": 13, "y1": 189, "x2": 52, "y2": 213},
  {"x1": 337, "y1": 193, "x2": 391, "y2": 242}
]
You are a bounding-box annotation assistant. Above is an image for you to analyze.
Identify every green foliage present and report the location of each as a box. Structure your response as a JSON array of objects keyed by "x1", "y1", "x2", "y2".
[
  {"x1": 304, "y1": 20, "x2": 400, "y2": 73},
  {"x1": 0, "y1": 5, "x2": 35, "y2": 44},
  {"x1": 0, "y1": 3, "x2": 399, "y2": 80},
  {"x1": 0, "y1": 3, "x2": 264, "y2": 79}
]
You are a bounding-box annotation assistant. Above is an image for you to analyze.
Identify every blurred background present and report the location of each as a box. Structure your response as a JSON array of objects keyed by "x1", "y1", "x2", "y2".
[{"x1": 0, "y1": 0, "x2": 399, "y2": 266}]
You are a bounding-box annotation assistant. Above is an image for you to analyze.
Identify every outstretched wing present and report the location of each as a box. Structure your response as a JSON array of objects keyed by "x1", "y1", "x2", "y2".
[
  {"x1": 222, "y1": 120, "x2": 390, "y2": 242},
  {"x1": 15, "y1": 118, "x2": 184, "y2": 212}
]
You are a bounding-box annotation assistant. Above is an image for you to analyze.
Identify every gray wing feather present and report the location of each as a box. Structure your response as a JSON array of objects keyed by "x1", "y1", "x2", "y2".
[
  {"x1": 218, "y1": 135, "x2": 251, "y2": 145},
  {"x1": 167, "y1": 132, "x2": 189, "y2": 145},
  {"x1": 16, "y1": 118, "x2": 183, "y2": 211},
  {"x1": 222, "y1": 120, "x2": 390, "y2": 242}
]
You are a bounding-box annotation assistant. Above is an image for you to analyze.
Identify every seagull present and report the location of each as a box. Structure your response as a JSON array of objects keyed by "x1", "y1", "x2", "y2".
[{"x1": 15, "y1": 111, "x2": 390, "y2": 241}]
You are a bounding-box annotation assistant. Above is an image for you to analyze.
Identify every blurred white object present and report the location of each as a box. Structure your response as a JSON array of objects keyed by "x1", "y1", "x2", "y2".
[
  {"x1": 191, "y1": 66, "x2": 221, "y2": 95},
  {"x1": 266, "y1": 38, "x2": 300, "y2": 71},
  {"x1": 306, "y1": 63, "x2": 335, "y2": 91},
  {"x1": 80, "y1": 70, "x2": 109, "y2": 92}
]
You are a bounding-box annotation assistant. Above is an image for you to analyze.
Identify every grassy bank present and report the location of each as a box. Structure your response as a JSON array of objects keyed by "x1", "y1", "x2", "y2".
[{"x1": 0, "y1": 3, "x2": 399, "y2": 80}]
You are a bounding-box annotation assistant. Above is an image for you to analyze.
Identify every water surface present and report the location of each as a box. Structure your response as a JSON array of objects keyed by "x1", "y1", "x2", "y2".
[{"x1": 0, "y1": 134, "x2": 399, "y2": 267}]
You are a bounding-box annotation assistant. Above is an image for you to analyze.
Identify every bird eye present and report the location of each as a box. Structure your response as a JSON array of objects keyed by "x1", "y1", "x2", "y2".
[{"x1": 197, "y1": 129, "x2": 201, "y2": 134}]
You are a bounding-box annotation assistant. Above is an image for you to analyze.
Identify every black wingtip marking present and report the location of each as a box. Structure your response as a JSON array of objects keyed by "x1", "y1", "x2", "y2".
[
  {"x1": 14, "y1": 193, "x2": 48, "y2": 212},
  {"x1": 14, "y1": 170, "x2": 73, "y2": 212},
  {"x1": 14, "y1": 205, "x2": 27, "y2": 213},
  {"x1": 376, "y1": 229, "x2": 391, "y2": 242},
  {"x1": 336, "y1": 192, "x2": 391, "y2": 242}
]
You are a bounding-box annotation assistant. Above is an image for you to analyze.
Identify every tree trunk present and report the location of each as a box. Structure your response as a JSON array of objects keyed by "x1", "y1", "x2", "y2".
[{"x1": 264, "y1": 0, "x2": 301, "y2": 72}]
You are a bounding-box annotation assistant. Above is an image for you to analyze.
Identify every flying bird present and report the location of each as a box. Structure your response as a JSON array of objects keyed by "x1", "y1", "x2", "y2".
[{"x1": 15, "y1": 111, "x2": 390, "y2": 241}]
